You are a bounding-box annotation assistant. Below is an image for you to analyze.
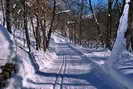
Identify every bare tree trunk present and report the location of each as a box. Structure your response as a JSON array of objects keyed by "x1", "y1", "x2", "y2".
[
  {"x1": 107, "y1": 0, "x2": 130, "y2": 68},
  {"x1": 105, "y1": 0, "x2": 113, "y2": 49},
  {"x1": 103, "y1": 1, "x2": 133, "y2": 88},
  {"x1": 23, "y1": 0, "x2": 31, "y2": 52},
  {"x1": 30, "y1": 17, "x2": 39, "y2": 50},
  {"x1": 88, "y1": 0, "x2": 100, "y2": 35},
  {"x1": 5, "y1": 0, "x2": 12, "y2": 33},
  {"x1": 0, "y1": 0, "x2": 6, "y2": 26},
  {"x1": 46, "y1": 0, "x2": 56, "y2": 49},
  {"x1": 35, "y1": 16, "x2": 41, "y2": 50},
  {"x1": 30, "y1": 17, "x2": 36, "y2": 39},
  {"x1": 128, "y1": 0, "x2": 133, "y2": 51},
  {"x1": 78, "y1": 0, "x2": 84, "y2": 45},
  {"x1": 40, "y1": 19, "x2": 47, "y2": 52}
]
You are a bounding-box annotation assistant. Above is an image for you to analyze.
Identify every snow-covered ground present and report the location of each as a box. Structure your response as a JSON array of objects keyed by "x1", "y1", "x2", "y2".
[
  {"x1": 1, "y1": 24, "x2": 133, "y2": 89},
  {"x1": 11, "y1": 31, "x2": 133, "y2": 89},
  {"x1": 0, "y1": 0, "x2": 132, "y2": 88},
  {"x1": 0, "y1": 24, "x2": 15, "y2": 66}
]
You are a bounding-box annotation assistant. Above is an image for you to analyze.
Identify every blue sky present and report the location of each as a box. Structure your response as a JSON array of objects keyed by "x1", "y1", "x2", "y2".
[
  {"x1": 70, "y1": 0, "x2": 107, "y2": 15},
  {"x1": 90, "y1": 0, "x2": 106, "y2": 5}
]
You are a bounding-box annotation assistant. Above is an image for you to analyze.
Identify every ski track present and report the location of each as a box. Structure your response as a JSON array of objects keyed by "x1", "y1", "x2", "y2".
[{"x1": 20, "y1": 39, "x2": 130, "y2": 89}]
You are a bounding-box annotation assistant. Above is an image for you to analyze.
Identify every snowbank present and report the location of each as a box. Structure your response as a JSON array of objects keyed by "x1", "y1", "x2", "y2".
[{"x1": 0, "y1": 24, "x2": 15, "y2": 64}]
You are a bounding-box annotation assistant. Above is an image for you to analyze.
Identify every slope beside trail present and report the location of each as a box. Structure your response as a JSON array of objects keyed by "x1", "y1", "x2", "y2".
[{"x1": 17, "y1": 35, "x2": 132, "y2": 89}]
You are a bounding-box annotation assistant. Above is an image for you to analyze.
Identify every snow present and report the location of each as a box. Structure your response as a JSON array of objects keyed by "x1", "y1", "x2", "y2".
[
  {"x1": 126, "y1": 0, "x2": 130, "y2": 3},
  {"x1": 51, "y1": 34, "x2": 133, "y2": 89},
  {"x1": 52, "y1": 33, "x2": 66, "y2": 43},
  {"x1": 33, "y1": 50, "x2": 58, "y2": 71},
  {"x1": 0, "y1": 0, "x2": 133, "y2": 88},
  {"x1": 0, "y1": 25, "x2": 132, "y2": 89},
  {"x1": 0, "y1": 24, "x2": 15, "y2": 63},
  {"x1": 103, "y1": 0, "x2": 133, "y2": 89},
  {"x1": 106, "y1": 0, "x2": 130, "y2": 66},
  {"x1": 92, "y1": 50, "x2": 111, "y2": 57},
  {"x1": 0, "y1": 25, "x2": 18, "y2": 89},
  {"x1": 56, "y1": 10, "x2": 71, "y2": 14}
]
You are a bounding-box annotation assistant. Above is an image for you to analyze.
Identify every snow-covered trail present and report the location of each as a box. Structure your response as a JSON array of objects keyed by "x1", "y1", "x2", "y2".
[{"x1": 18, "y1": 36, "x2": 130, "y2": 89}]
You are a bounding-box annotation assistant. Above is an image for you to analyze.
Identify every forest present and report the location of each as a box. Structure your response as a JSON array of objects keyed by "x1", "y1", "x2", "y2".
[{"x1": 0, "y1": 0, "x2": 133, "y2": 89}]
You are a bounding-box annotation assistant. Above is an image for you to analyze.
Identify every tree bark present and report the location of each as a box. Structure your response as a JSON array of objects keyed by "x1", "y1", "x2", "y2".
[
  {"x1": 5, "y1": 0, "x2": 12, "y2": 33},
  {"x1": 104, "y1": 1, "x2": 133, "y2": 88},
  {"x1": 106, "y1": 0, "x2": 113, "y2": 49},
  {"x1": 35, "y1": 16, "x2": 41, "y2": 50},
  {"x1": 46, "y1": 0, "x2": 56, "y2": 49},
  {"x1": 23, "y1": 0, "x2": 31, "y2": 52},
  {"x1": 88, "y1": 0, "x2": 100, "y2": 35},
  {"x1": 128, "y1": 0, "x2": 133, "y2": 51},
  {"x1": 78, "y1": 0, "x2": 84, "y2": 45},
  {"x1": 0, "y1": 0, "x2": 6, "y2": 26}
]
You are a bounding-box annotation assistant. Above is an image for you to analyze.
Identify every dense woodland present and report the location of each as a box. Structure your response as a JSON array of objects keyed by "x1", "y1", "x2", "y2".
[
  {"x1": 0, "y1": 0, "x2": 133, "y2": 89},
  {"x1": 0, "y1": 0, "x2": 133, "y2": 52}
]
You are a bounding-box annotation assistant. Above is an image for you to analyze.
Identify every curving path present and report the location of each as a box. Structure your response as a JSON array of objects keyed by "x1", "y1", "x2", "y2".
[{"x1": 19, "y1": 38, "x2": 130, "y2": 89}]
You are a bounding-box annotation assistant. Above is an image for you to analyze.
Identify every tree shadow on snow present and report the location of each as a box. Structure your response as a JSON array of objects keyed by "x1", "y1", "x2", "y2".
[{"x1": 27, "y1": 42, "x2": 128, "y2": 89}]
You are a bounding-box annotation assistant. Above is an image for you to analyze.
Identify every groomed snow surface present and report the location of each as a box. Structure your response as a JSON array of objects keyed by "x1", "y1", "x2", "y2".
[
  {"x1": 7, "y1": 31, "x2": 133, "y2": 88},
  {"x1": 0, "y1": 24, "x2": 133, "y2": 89},
  {"x1": 0, "y1": 24, "x2": 15, "y2": 66}
]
